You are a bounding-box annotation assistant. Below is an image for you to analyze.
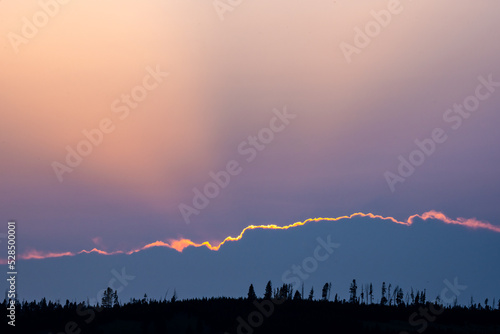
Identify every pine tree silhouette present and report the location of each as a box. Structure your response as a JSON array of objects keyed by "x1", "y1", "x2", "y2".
[
  {"x1": 264, "y1": 281, "x2": 272, "y2": 299},
  {"x1": 308, "y1": 286, "x2": 314, "y2": 301},
  {"x1": 247, "y1": 284, "x2": 257, "y2": 300}
]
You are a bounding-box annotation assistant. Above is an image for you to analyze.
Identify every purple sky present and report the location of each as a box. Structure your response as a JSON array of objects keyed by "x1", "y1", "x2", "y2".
[{"x1": 1, "y1": 0, "x2": 499, "y2": 261}]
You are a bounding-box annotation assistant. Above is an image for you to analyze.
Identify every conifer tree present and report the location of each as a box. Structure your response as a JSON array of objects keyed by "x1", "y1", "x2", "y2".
[
  {"x1": 264, "y1": 281, "x2": 273, "y2": 299},
  {"x1": 247, "y1": 284, "x2": 257, "y2": 300}
]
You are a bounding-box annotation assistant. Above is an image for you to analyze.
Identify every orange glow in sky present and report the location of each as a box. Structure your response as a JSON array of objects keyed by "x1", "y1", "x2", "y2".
[{"x1": 6, "y1": 210, "x2": 496, "y2": 265}]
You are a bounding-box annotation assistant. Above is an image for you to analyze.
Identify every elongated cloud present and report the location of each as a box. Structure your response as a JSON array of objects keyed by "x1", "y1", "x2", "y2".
[
  {"x1": 19, "y1": 250, "x2": 75, "y2": 261},
  {"x1": 411, "y1": 210, "x2": 500, "y2": 232},
  {"x1": 5, "y1": 211, "x2": 498, "y2": 264}
]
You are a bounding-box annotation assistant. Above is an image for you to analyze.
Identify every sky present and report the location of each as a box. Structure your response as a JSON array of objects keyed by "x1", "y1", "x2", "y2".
[{"x1": 1, "y1": 0, "x2": 500, "y2": 263}]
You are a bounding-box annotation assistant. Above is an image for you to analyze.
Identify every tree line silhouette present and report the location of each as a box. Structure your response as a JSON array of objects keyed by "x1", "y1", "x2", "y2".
[
  {"x1": 246, "y1": 279, "x2": 499, "y2": 310},
  {"x1": 2, "y1": 279, "x2": 499, "y2": 333}
]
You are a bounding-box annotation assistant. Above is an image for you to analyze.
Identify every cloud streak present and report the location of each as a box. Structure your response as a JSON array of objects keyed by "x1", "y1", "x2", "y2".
[{"x1": 4, "y1": 211, "x2": 497, "y2": 265}]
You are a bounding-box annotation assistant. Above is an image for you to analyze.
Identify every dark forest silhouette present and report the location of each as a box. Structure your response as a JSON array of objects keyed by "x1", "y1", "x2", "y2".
[{"x1": 2, "y1": 279, "x2": 499, "y2": 333}]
